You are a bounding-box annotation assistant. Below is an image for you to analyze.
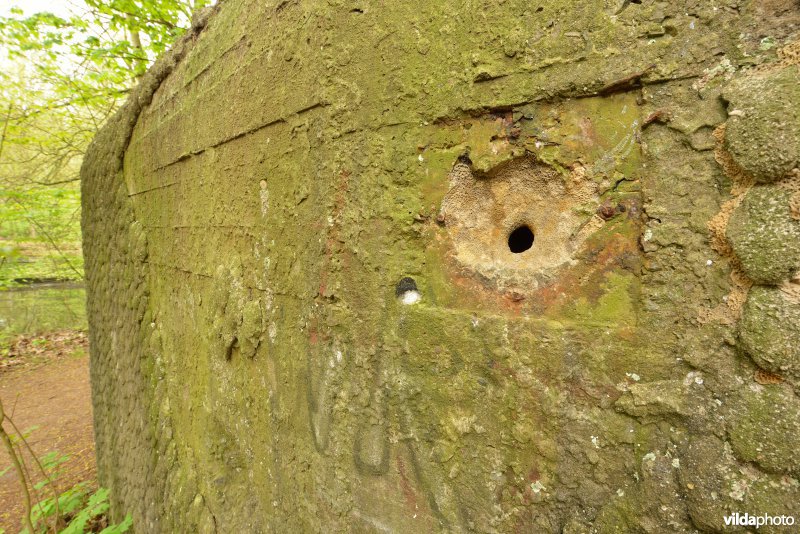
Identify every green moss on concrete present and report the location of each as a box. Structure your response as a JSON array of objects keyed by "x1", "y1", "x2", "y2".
[
  {"x1": 740, "y1": 285, "x2": 800, "y2": 383},
  {"x1": 82, "y1": 0, "x2": 800, "y2": 531},
  {"x1": 724, "y1": 65, "x2": 800, "y2": 183},
  {"x1": 728, "y1": 384, "x2": 800, "y2": 476},
  {"x1": 614, "y1": 379, "x2": 690, "y2": 417},
  {"x1": 727, "y1": 186, "x2": 800, "y2": 284},
  {"x1": 744, "y1": 476, "x2": 800, "y2": 534},
  {"x1": 679, "y1": 434, "x2": 800, "y2": 534},
  {"x1": 568, "y1": 271, "x2": 637, "y2": 326}
]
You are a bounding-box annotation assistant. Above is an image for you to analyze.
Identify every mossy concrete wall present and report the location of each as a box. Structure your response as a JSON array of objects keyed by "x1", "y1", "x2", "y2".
[{"x1": 81, "y1": 1, "x2": 800, "y2": 532}]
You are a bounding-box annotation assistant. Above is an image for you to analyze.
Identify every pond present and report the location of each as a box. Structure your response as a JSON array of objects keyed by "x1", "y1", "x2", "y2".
[{"x1": 0, "y1": 282, "x2": 87, "y2": 342}]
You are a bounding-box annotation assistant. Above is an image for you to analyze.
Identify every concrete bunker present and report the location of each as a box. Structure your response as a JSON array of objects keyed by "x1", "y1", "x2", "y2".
[{"x1": 79, "y1": 1, "x2": 800, "y2": 531}]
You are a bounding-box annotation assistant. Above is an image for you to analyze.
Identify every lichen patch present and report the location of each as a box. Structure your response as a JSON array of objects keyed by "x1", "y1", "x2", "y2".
[{"x1": 700, "y1": 125, "x2": 753, "y2": 324}]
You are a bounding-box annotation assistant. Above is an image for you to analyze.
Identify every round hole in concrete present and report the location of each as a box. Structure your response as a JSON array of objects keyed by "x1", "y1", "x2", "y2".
[{"x1": 508, "y1": 225, "x2": 534, "y2": 253}]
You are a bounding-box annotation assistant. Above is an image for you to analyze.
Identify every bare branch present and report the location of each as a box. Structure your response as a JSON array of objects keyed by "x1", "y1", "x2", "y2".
[{"x1": 0, "y1": 398, "x2": 36, "y2": 534}]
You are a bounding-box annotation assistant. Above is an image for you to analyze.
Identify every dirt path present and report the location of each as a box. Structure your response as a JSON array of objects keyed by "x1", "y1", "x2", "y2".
[{"x1": 0, "y1": 337, "x2": 95, "y2": 533}]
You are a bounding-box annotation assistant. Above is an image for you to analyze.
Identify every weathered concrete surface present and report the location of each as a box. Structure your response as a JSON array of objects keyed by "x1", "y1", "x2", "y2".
[{"x1": 81, "y1": 1, "x2": 800, "y2": 532}]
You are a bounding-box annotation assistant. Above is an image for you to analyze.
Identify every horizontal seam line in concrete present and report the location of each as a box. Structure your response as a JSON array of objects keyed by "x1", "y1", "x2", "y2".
[{"x1": 136, "y1": 101, "x2": 326, "y2": 178}]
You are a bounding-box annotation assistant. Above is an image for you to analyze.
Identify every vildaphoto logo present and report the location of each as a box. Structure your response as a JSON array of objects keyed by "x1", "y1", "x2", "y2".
[{"x1": 723, "y1": 513, "x2": 796, "y2": 528}]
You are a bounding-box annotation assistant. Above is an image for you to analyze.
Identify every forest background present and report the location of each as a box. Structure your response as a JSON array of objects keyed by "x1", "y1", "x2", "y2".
[
  {"x1": 0, "y1": 0, "x2": 209, "y2": 340},
  {"x1": 0, "y1": 2, "x2": 208, "y2": 531}
]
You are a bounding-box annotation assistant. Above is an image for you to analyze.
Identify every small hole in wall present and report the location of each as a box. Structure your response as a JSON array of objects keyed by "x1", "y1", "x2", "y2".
[
  {"x1": 395, "y1": 277, "x2": 421, "y2": 305},
  {"x1": 508, "y1": 225, "x2": 534, "y2": 253}
]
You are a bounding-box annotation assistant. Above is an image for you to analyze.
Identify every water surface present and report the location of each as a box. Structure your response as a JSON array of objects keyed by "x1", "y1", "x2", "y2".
[{"x1": 0, "y1": 282, "x2": 87, "y2": 341}]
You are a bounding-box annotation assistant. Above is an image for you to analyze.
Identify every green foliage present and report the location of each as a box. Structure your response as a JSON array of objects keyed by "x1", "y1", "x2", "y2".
[
  {"x1": 0, "y1": 0, "x2": 206, "y2": 285},
  {"x1": 7, "y1": 445, "x2": 132, "y2": 534},
  {"x1": 0, "y1": 0, "x2": 209, "y2": 183},
  {"x1": 25, "y1": 483, "x2": 133, "y2": 534},
  {"x1": 0, "y1": 185, "x2": 83, "y2": 285},
  {"x1": 59, "y1": 488, "x2": 132, "y2": 534},
  {"x1": 0, "y1": 188, "x2": 81, "y2": 242},
  {"x1": 36, "y1": 450, "x2": 70, "y2": 473},
  {"x1": 29, "y1": 483, "x2": 86, "y2": 529},
  {"x1": 0, "y1": 0, "x2": 208, "y2": 90}
]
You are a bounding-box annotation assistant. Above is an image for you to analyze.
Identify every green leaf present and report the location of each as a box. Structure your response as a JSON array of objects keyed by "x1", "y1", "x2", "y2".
[
  {"x1": 99, "y1": 513, "x2": 133, "y2": 534},
  {"x1": 61, "y1": 487, "x2": 111, "y2": 534},
  {"x1": 39, "y1": 450, "x2": 70, "y2": 472}
]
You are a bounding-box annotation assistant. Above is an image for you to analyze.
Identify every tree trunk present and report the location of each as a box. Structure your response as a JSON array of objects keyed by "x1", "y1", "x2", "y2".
[
  {"x1": 127, "y1": 18, "x2": 147, "y2": 80},
  {"x1": 81, "y1": 1, "x2": 800, "y2": 532}
]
